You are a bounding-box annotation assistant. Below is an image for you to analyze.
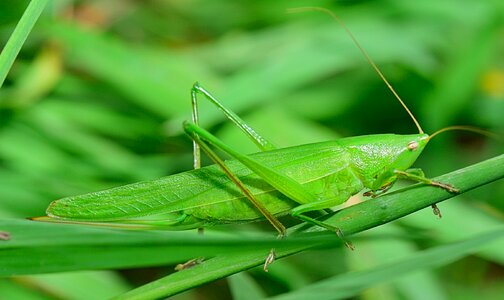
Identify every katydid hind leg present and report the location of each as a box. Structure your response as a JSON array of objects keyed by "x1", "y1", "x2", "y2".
[
  {"x1": 185, "y1": 122, "x2": 288, "y2": 270},
  {"x1": 184, "y1": 122, "x2": 287, "y2": 236}
]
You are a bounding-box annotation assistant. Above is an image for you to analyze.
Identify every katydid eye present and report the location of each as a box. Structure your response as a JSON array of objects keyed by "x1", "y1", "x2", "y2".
[{"x1": 407, "y1": 141, "x2": 419, "y2": 151}]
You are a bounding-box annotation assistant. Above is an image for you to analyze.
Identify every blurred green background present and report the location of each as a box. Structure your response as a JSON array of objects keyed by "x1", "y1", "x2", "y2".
[{"x1": 0, "y1": 0, "x2": 503, "y2": 299}]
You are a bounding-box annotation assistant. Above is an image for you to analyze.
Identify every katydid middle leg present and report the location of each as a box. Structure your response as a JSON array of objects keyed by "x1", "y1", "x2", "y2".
[{"x1": 291, "y1": 198, "x2": 355, "y2": 249}]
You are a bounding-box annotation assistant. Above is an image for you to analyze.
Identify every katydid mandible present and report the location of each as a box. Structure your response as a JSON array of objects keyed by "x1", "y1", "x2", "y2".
[{"x1": 33, "y1": 8, "x2": 475, "y2": 268}]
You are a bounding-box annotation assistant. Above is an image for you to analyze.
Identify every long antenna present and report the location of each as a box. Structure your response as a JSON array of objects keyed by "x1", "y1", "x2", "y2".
[
  {"x1": 288, "y1": 7, "x2": 424, "y2": 134},
  {"x1": 427, "y1": 126, "x2": 500, "y2": 142}
]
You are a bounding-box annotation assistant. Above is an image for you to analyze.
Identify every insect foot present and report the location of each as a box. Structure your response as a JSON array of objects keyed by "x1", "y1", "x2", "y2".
[
  {"x1": 336, "y1": 229, "x2": 355, "y2": 250},
  {"x1": 363, "y1": 183, "x2": 393, "y2": 198},
  {"x1": 0, "y1": 231, "x2": 11, "y2": 241},
  {"x1": 175, "y1": 257, "x2": 205, "y2": 271},
  {"x1": 431, "y1": 181, "x2": 460, "y2": 193},
  {"x1": 431, "y1": 204, "x2": 442, "y2": 219},
  {"x1": 363, "y1": 190, "x2": 377, "y2": 198},
  {"x1": 363, "y1": 189, "x2": 385, "y2": 198},
  {"x1": 263, "y1": 248, "x2": 276, "y2": 272}
]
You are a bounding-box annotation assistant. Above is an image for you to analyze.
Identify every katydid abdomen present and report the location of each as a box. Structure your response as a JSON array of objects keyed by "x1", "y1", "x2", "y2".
[{"x1": 46, "y1": 133, "x2": 426, "y2": 228}]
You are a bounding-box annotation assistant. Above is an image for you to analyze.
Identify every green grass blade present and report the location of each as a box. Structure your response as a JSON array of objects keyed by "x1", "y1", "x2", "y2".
[
  {"x1": 271, "y1": 228, "x2": 504, "y2": 300},
  {"x1": 0, "y1": 0, "x2": 48, "y2": 88},
  {"x1": 0, "y1": 279, "x2": 51, "y2": 300},
  {"x1": 0, "y1": 219, "x2": 315, "y2": 276},
  {"x1": 345, "y1": 225, "x2": 447, "y2": 300},
  {"x1": 22, "y1": 271, "x2": 131, "y2": 300},
  {"x1": 112, "y1": 154, "x2": 503, "y2": 300},
  {"x1": 228, "y1": 272, "x2": 267, "y2": 300},
  {"x1": 401, "y1": 198, "x2": 504, "y2": 264}
]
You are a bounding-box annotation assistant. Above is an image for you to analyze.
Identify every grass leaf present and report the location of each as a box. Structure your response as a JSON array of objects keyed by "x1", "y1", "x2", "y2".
[{"x1": 0, "y1": 0, "x2": 48, "y2": 87}]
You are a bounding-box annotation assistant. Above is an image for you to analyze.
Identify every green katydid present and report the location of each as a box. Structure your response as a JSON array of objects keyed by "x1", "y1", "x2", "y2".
[{"x1": 32, "y1": 8, "x2": 484, "y2": 270}]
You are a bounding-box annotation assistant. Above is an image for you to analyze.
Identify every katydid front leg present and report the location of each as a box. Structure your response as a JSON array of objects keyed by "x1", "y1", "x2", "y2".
[
  {"x1": 394, "y1": 168, "x2": 459, "y2": 218},
  {"x1": 394, "y1": 169, "x2": 459, "y2": 193}
]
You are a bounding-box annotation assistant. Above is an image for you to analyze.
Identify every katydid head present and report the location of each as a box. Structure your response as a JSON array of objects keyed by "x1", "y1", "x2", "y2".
[
  {"x1": 340, "y1": 133, "x2": 429, "y2": 190},
  {"x1": 358, "y1": 127, "x2": 494, "y2": 191}
]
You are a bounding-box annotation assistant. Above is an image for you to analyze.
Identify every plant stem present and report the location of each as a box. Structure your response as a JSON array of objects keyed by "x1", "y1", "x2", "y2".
[{"x1": 114, "y1": 154, "x2": 504, "y2": 300}]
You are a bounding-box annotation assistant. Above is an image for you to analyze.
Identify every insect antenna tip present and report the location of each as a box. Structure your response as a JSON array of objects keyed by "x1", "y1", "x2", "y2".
[{"x1": 287, "y1": 6, "x2": 424, "y2": 134}]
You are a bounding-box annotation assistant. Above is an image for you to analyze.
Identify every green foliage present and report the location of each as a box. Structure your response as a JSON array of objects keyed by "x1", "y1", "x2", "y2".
[{"x1": 0, "y1": 0, "x2": 503, "y2": 299}]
